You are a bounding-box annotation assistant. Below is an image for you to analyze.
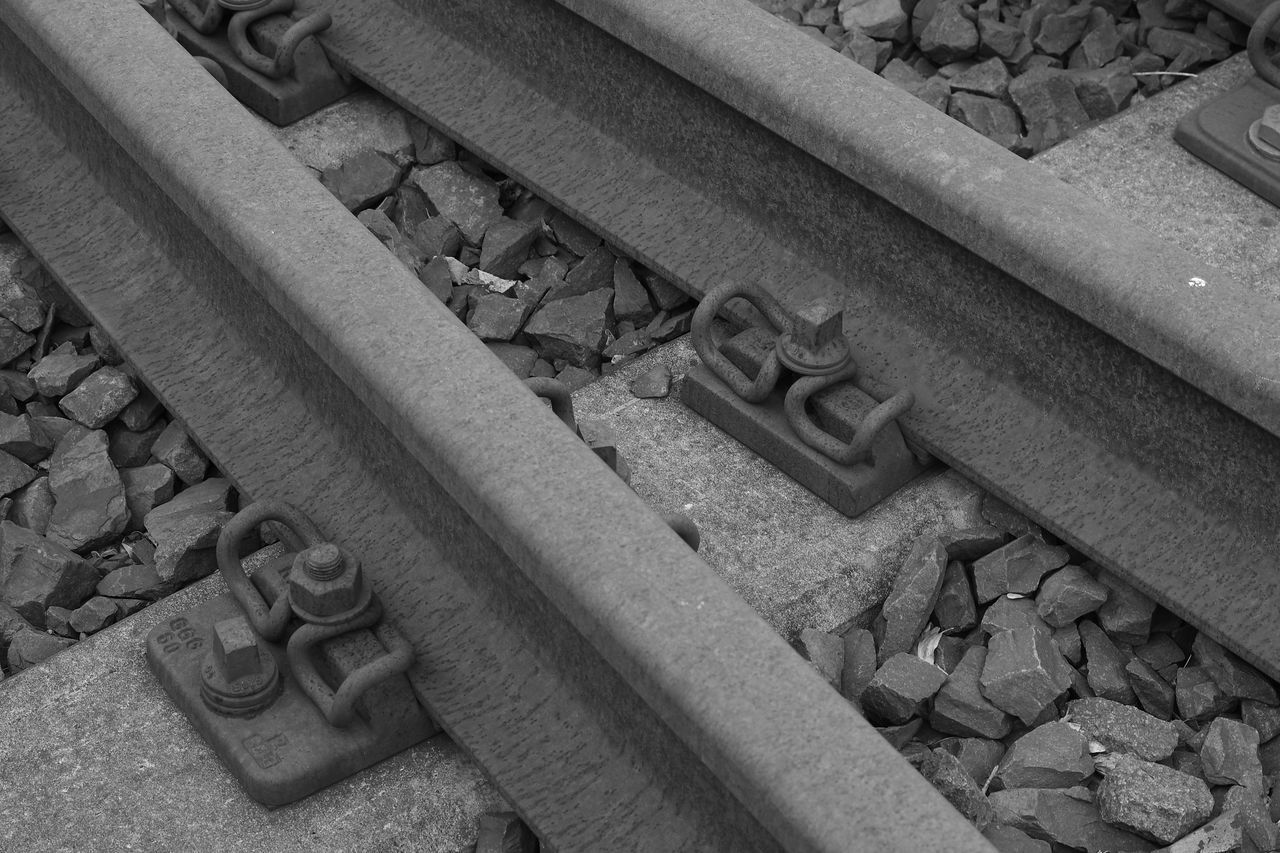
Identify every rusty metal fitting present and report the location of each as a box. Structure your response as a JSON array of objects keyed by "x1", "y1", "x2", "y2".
[
  {"x1": 1248, "y1": 1, "x2": 1280, "y2": 90},
  {"x1": 226, "y1": 0, "x2": 332, "y2": 80},
  {"x1": 1248, "y1": 104, "x2": 1280, "y2": 162},
  {"x1": 288, "y1": 543, "x2": 373, "y2": 626},
  {"x1": 200, "y1": 615, "x2": 281, "y2": 716},
  {"x1": 774, "y1": 300, "x2": 852, "y2": 377},
  {"x1": 168, "y1": 0, "x2": 225, "y2": 34},
  {"x1": 691, "y1": 282, "x2": 793, "y2": 403},
  {"x1": 784, "y1": 363, "x2": 915, "y2": 465}
]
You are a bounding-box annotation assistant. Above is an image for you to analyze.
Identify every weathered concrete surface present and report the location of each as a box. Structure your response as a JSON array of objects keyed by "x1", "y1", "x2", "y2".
[
  {"x1": 1034, "y1": 53, "x2": 1280, "y2": 297},
  {"x1": 0, "y1": 548, "x2": 505, "y2": 853},
  {"x1": 573, "y1": 336, "x2": 982, "y2": 638}
]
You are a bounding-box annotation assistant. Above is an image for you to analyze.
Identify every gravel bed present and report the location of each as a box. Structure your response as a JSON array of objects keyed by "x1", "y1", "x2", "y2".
[
  {"x1": 797, "y1": 493, "x2": 1280, "y2": 852},
  {"x1": 753, "y1": 0, "x2": 1244, "y2": 156},
  {"x1": 0, "y1": 230, "x2": 243, "y2": 679}
]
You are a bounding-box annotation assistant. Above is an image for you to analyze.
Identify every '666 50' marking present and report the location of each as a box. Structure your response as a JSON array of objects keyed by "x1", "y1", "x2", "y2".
[{"x1": 156, "y1": 617, "x2": 204, "y2": 653}]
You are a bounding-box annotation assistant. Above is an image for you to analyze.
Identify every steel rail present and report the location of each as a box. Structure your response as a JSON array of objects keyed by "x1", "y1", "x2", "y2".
[
  {"x1": 0, "y1": 0, "x2": 994, "y2": 851},
  {"x1": 304, "y1": 0, "x2": 1280, "y2": 680}
]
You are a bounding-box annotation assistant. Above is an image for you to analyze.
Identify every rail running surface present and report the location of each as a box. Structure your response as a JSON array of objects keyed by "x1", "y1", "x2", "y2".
[
  {"x1": 304, "y1": 0, "x2": 1280, "y2": 681},
  {"x1": 0, "y1": 0, "x2": 994, "y2": 851}
]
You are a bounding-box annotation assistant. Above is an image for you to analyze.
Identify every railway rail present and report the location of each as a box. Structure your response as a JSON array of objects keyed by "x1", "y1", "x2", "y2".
[{"x1": 2, "y1": 0, "x2": 1280, "y2": 850}]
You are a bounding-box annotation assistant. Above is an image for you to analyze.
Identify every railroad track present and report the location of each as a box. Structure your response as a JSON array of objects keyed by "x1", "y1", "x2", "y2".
[{"x1": 2, "y1": 0, "x2": 1280, "y2": 851}]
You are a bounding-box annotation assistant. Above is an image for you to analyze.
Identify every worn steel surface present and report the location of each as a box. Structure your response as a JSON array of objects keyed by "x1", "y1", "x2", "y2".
[
  {"x1": 303, "y1": 0, "x2": 1280, "y2": 679},
  {"x1": 0, "y1": 1, "x2": 994, "y2": 851}
]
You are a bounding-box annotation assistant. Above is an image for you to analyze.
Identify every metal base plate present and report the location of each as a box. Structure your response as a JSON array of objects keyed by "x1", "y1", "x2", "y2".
[
  {"x1": 146, "y1": 592, "x2": 434, "y2": 807},
  {"x1": 168, "y1": 12, "x2": 351, "y2": 126},
  {"x1": 1175, "y1": 74, "x2": 1280, "y2": 209},
  {"x1": 681, "y1": 363, "x2": 930, "y2": 517}
]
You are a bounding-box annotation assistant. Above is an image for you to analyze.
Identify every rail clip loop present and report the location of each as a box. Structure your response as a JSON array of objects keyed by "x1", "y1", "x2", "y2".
[
  {"x1": 682, "y1": 282, "x2": 931, "y2": 517},
  {"x1": 160, "y1": 0, "x2": 350, "y2": 125},
  {"x1": 145, "y1": 500, "x2": 435, "y2": 807}
]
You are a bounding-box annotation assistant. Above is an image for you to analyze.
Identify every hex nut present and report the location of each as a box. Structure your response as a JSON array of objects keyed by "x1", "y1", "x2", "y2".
[
  {"x1": 213, "y1": 615, "x2": 261, "y2": 682},
  {"x1": 289, "y1": 545, "x2": 365, "y2": 618}
]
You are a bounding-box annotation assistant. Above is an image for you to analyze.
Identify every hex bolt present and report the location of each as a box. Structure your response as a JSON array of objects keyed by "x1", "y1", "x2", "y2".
[
  {"x1": 775, "y1": 300, "x2": 853, "y2": 376},
  {"x1": 1259, "y1": 104, "x2": 1280, "y2": 150},
  {"x1": 305, "y1": 543, "x2": 344, "y2": 581},
  {"x1": 213, "y1": 615, "x2": 262, "y2": 682}
]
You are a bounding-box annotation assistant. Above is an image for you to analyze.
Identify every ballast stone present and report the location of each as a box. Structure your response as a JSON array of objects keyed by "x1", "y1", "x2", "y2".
[
  {"x1": 107, "y1": 417, "x2": 167, "y2": 468},
  {"x1": 982, "y1": 824, "x2": 1049, "y2": 853},
  {"x1": 1095, "y1": 570, "x2": 1156, "y2": 645},
  {"x1": 1095, "y1": 753, "x2": 1213, "y2": 844},
  {"x1": 1065, "y1": 697, "x2": 1178, "y2": 761},
  {"x1": 68, "y1": 595, "x2": 120, "y2": 635},
  {"x1": 523, "y1": 289, "x2": 614, "y2": 370},
  {"x1": 934, "y1": 559, "x2": 977, "y2": 632},
  {"x1": 840, "y1": 628, "x2": 877, "y2": 706},
  {"x1": 1176, "y1": 665, "x2": 1234, "y2": 722},
  {"x1": 319, "y1": 148, "x2": 402, "y2": 212},
  {"x1": 797, "y1": 628, "x2": 844, "y2": 690},
  {"x1": 1078, "y1": 618, "x2": 1136, "y2": 704},
  {"x1": 411, "y1": 161, "x2": 504, "y2": 245},
  {"x1": 861, "y1": 652, "x2": 948, "y2": 725},
  {"x1": 0, "y1": 521, "x2": 97, "y2": 628},
  {"x1": 0, "y1": 413, "x2": 52, "y2": 465},
  {"x1": 1199, "y1": 717, "x2": 1264, "y2": 788},
  {"x1": 150, "y1": 421, "x2": 209, "y2": 485},
  {"x1": 27, "y1": 343, "x2": 98, "y2": 398},
  {"x1": 59, "y1": 366, "x2": 137, "y2": 429},
  {"x1": 918, "y1": 748, "x2": 995, "y2": 830},
  {"x1": 1192, "y1": 633, "x2": 1279, "y2": 704},
  {"x1": 972, "y1": 534, "x2": 1069, "y2": 603},
  {"x1": 628, "y1": 365, "x2": 672, "y2": 399},
  {"x1": 994, "y1": 720, "x2": 1094, "y2": 789},
  {"x1": 839, "y1": 0, "x2": 907, "y2": 40},
  {"x1": 1126, "y1": 656, "x2": 1177, "y2": 720},
  {"x1": 932, "y1": 644, "x2": 1014, "y2": 739},
  {"x1": 1035, "y1": 564, "x2": 1108, "y2": 627},
  {"x1": 939, "y1": 736, "x2": 1005, "y2": 787},
  {"x1": 11, "y1": 476, "x2": 53, "y2": 536},
  {"x1": 46, "y1": 428, "x2": 129, "y2": 553},
  {"x1": 876, "y1": 535, "x2": 948, "y2": 663},
  {"x1": 479, "y1": 218, "x2": 540, "y2": 280},
  {"x1": 989, "y1": 785, "x2": 1157, "y2": 852},
  {"x1": 120, "y1": 465, "x2": 176, "y2": 532},
  {"x1": 980, "y1": 625, "x2": 1072, "y2": 725},
  {"x1": 919, "y1": 0, "x2": 979, "y2": 63}
]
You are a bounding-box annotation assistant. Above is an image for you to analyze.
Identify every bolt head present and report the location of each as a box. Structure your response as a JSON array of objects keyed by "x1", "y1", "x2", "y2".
[
  {"x1": 776, "y1": 300, "x2": 852, "y2": 375},
  {"x1": 289, "y1": 545, "x2": 365, "y2": 619},
  {"x1": 213, "y1": 615, "x2": 261, "y2": 682},
  {"x1": 1260, "y1": 105, "x2": 1280, "y2": 150},
  {"x1": 305, "y1": 542, "x2": 343, "y2": 579}
]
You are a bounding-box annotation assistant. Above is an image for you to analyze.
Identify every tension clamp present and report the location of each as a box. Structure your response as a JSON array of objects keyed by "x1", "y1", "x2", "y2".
[{"x1": 680, "y1": 282, "x2": 931, "y2": 517}]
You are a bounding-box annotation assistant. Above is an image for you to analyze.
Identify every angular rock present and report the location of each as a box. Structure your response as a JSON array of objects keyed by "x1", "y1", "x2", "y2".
[
  {"x1": 1096, "y1": 570, "x2": 1156, "y2": 645},
  {"x1": 1065, "y1": 696, "x2": 1178, "y2": 761},
  {"x1": 1072, "y1": 64, "x2": 1138, "y2": 120},
  {"x1": 551, "y1": 246, "x2": 616, "y2": 300},
  {"x1": 10, "y1": 475, "x2": 53, "y2": 536},
  {"x1": 840, "y1": 627, "x2": 877, "y2": 705},
  {"x1": 1008, "y1": 69, "x2": 1091, "y2": 140},
  {"x1": 1192, "y1": 632, "x2": 1278, "y2": 705},
  {"x1": 26, "y1": 342, "x2": 97, "y2": 397},
  {"x1": 949, "y1": 56, "x2": 1012, "y2": 98},
  {"x1": 979, "y1": 494, "x2": 1040, "y2": 538},
  {"x1": 602, "y1": 329, "x2": 654, "y2": 361},
  {"x1": 418, "y1": 255, "x2": 454, "y2": 303},
  {"x1": 877, "y1": 535, "x2": 948, "y2": 663},
  {"x1": 979, "y1": 18, "x2": 1033, "y2": 63},
  {"x1": 1035, "y1": 564, "x2": 1107, "y2": 627},
  {"x1": 1153, "y1": 809, "x2": 1239, "y2": 853},
  {"x1": 797, "y1": 628, "x2": 844, "y2": 689},
  {"x1": 479, "y1": 217, "x2": 540, "y2": 279},
  {"x1": 629, "y1": 365, "x2": 672, "y2": 399},
  {"x1": 45, "y1": 604, "x2": 75, "y2": 637},
  {"x1": 95, "y1": 560, "x2": 172, "y2": 600},
  {"x1": 1053, "y1": 621, "x2": 1082, "y2": 664},
  {"x1": 58, "y1": 366, "x2": 137, "y2": 429},
  {"x1": 981, "y1": 825, "x2": 1049, "y2": 853},
  {"x1": 1199, "y1": 717, "x2": 1263, "y2": 789},
  {"x1": 989, "y1": 786, "x2": 1157, "y2": 852},
  {"x1": 547, "y1": 212, "x2": 601, "y2": 257},
  {"x1": 1032, "y1": 4, "x2": 1090, "y2": 55},
  {"x1": 1126, "y1": 656, "x2": 1177, "y2": 720},
  {"x1": 980, "y1": 625, "x2": 1072, "y2": 725},
  {"x1": 0, "y1": 413, "x2": 51, "y2": 465},
  {"x1": 840, "y1": 0, "x2": 907, "y2": 40},
  {"x1": 117, "y1": 387, "x2": 163, "y2": 432},
  {"x1": 972, "y1": 534, "x2": 1069, "y2": 603},
  {"x1": 0, "y1": 272, "x2": 45, "y2": 332},
  {"x1": 0, "y1": 319, "x2": 32, "y2": 367},
  {"x1": 934, "y1": 559, "x2": 977, "y2": 632},
  {"x1": 151, "y1": 420, "x2": 209, "y2": 485},
  {"x1": 46, "y1": 429, "x2": 128, "y2": 553},
  {"x1": 919, "y1": 748, "x2": 995, "y2": 829},
  {"x1": 7, "y1": 626, "x2": 74, "y2": 671},
  {"x1": 938, "y1": 737, "x2": 1005, "y2": 788},
  {"x1": 484, "y1": 343, "x2": 538, "y2": 379},
  {"x1": 409, "y1": 217, "x2": 462, "y2": 260},
  {"x1": 932, "y1": 644, "x2": 1014, "y2": 738},
  {"x1": 1146, "y1": 26, "x2": 1229, "y2": 62},
  {"x1": 919, "y1": 0, "x2": 979, "y2": 63},
  {"x1": 120, "y1": 465, "x2": 176, "y2": 532},
  {"x1": 0, "y1": 521, "x2": 98, "y2": 627},
  {"x1": 68, "y1": 594, "x2": 120, "y2": 634},
  {"x1": 840, "y1": 29, "x2": 892, "y2": 73},
  {"x1": 409, "y1": 161, "x2": 503, "y2": 245},
  {"x1": 1078, "y1": 618, "x2": 1136, "y2": 703},
  {"x1": 467, "y1": 293, "x2": 532, "y2": 342},
  {"x1": 319, "y1": 149, "x2": 402, "y2": 211},
  {"x1": 0, "y1": 444, "x2": 36, "y2": 498},
  {"x1": 880, "y1": 57, "x2": 927, "y2": 91},
  {"x1": 146, "y1": 477, "x2": 234, "y2": 524},
  {"x1": 554, "y1": 365, "x2": 596, "y2": 393},
  {"x1": 1176, "y1": 665, "x2": 1235, "y2": 722},
  {"x1": 861, "y1": 652, "x2": 948, "y2": 725},
  {"x1": 1095, "y1": 752, "x2": 1213, "y2": 844},
  {"x1": 107, "y1": 417, "x2": 168, "y2": 469},
  {"x1": 1136, "y1": 633, "x2": 1186, "y2": 681},
  {"x1": 524, "y1": 289, "x2": 614, "y2": 370},
  {"x1": 0, "y1": 369, "x2": 35, "y2": 402},
  {"x1": 948, "y1": 93, "x2": 1021, "y2": 148},
  {"x1": 980, "y1": 595, "x2": 1050, "y2": 637},
  {"x1": 1071, "y1": 15, "x2": 1121, "y2": 68},
  {"x1": 611, "y1": 261, "x2": 655, "y2": 328},
  {"x1": 145, "y1": 505, "x2": 231, "y2": 586},
  {"x1": 1241, "y1": 699, "x2": 1280, "y2": 744},
  {"x1": 936, "y1": 525, "x2": 1006, "y2": 562},
  {"x1": 995, "y1": 720, "x2": 1094, "y2": 789}
]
